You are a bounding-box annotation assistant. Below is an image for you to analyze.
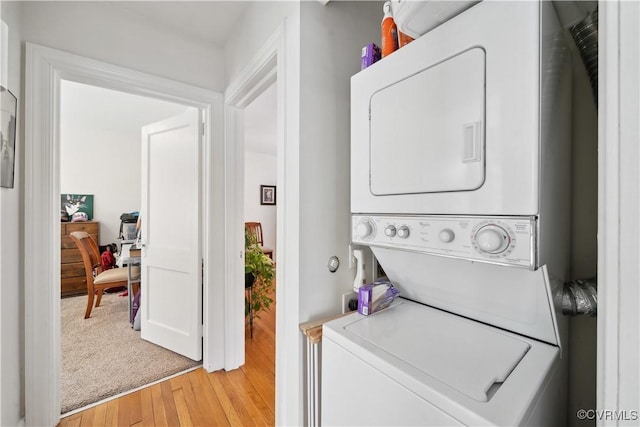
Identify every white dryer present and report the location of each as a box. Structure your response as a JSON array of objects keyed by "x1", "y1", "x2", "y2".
[{"x1": 350, "y1": 0, "x2": 572, "y2": 277}]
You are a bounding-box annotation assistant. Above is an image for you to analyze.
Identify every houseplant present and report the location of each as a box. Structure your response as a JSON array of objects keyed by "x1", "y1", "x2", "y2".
[{"x1": 245, "y1": 228, "x2": 275, "y2": 319}]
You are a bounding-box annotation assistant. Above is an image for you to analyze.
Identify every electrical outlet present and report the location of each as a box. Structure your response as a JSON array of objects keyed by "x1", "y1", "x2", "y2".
[{"x1": 341, "y1": 291, "x2": 357, "y2": 314}]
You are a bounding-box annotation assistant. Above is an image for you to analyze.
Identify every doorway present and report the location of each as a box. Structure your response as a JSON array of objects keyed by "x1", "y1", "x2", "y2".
[
  {"x1": 24, "y1": 43, "x2": 226, "y2": 426},
  {"x1": 223, "y1": 24, "x2": 297, "y2": 424},
  {"x1": 243, "y1": 82, "x2": 278, "y2": 342},
  {"x1": 58, "y1": 80, "x2": 202, "y2": 413}
]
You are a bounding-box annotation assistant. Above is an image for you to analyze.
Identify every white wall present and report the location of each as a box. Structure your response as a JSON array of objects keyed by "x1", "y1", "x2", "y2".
[
  {"x1": 60, "y1": 80, "x2": 188, "y2": 245},
  {"x1": 21, "y1": 1, "x2": 225, "y2": 92},
  {"x1": 0, "y1": 2, "x2": 24, "y2": 425},
  {"x1": 224, "y1": 1, "x2": 298, "y2": 87},
  {"x1": 244, "y1": 151, "x2": 277, "y2": 256},
  {"x1": 298, "y1": 1, "x2": 380, "y2": 321}
]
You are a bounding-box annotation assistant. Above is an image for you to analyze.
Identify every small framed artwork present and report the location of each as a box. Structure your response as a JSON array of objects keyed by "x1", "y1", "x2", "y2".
[
  {"x1": 61, "y1": 194, "x2": 94, "y2": 220},
  {"x1": 0, "y1": 86, "x2": 17, "y2": 189},
  {"x1": 260, "y1": 185, "x2": 276, "y2": 205}
]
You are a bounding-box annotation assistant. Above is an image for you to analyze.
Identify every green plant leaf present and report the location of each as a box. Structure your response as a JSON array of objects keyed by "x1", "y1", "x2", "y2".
[{"x1": 244, "y1": 226, "x2": 276, "y2": 318}]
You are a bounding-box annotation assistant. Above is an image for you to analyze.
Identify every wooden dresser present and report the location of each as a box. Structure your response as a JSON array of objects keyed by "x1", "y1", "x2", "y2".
[{"x1": 61, "y1": 221, "x2": 99, "y2": 297}]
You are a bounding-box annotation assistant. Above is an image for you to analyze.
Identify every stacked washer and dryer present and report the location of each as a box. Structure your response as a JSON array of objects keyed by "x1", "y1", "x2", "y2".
[{"x1": 321, "y1": 1, "x2": 571, "y2": 426}]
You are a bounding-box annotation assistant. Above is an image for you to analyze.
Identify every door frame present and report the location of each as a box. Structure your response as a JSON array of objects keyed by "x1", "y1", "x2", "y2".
[
  {"x1": 597, "y1": 0, "x2": 640, "y2": 417},
  {"x1": 222, "y1": 26, "x2": 280, "y2": 371},
  {"x1": 224, "y1": 21, "x2": 303, "y2": 425},
  {"x1": 24, "y1": 43, "x2": 225, "y2": 426}
]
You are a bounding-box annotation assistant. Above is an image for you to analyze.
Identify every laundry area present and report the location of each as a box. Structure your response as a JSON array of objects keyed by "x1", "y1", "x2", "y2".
[
  {"x1": 319, "y1": 1, "x2": 599, "y2": 426},
  {"x1": 3, "y1": 0, "x2": 638, "y2": 426}
]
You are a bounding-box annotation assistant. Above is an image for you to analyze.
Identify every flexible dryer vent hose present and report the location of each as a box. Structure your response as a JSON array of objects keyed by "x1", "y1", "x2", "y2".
[
  {"x1": 569, "y1": 6, "x2": 598, "y2": 105},
  {"x1": 556, "y1": 277, "x2": 598, "y2": 317}
]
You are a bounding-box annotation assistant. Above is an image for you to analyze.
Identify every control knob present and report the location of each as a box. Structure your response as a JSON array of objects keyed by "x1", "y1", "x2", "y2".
[
  {"x1": 357, "y1": 220, "x2": 375, "y2": 238},
  {"x1": 439, "y1": 229, "x2": 455, "y2": 243},
  {"x1": 475, "y1": 225, "x2": 510, "y2": 254},
  {"x1": 384, "y1": 225, "x2": 396, "y2": 237},
  {"x1": 397, "y1": 226, "x2": 410, "y2": 239}
]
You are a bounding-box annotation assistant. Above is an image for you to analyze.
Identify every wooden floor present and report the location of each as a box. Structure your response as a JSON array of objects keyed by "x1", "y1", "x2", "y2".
[{"x1": 58, "y1": 298, "x2": 276, "y2": 427}]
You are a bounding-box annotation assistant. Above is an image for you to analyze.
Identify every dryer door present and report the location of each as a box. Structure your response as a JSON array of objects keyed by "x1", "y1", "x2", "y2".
[{"x1": 369, "y1": 48, "x2": 485, "y2": 195}]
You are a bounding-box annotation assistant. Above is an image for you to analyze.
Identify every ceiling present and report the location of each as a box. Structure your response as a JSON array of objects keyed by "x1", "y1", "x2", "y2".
[{"x1": 111, "y1": 1, "x2": 250, "y2": 47}]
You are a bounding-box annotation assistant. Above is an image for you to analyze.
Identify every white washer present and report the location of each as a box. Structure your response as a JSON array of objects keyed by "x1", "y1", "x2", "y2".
[
  {"x1": 322, "y1": 300, "x2": 562, "y2": 426},
  {"x1": 321, "y1": 221, "x2": 566, "y2": 426},
  {"x1": 322, "y1": 216, "x2": 566, "y2": 426}
]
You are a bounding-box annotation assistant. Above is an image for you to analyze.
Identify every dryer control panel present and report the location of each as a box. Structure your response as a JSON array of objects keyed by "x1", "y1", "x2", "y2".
[{"x1": 352, "y1": 214, "x2": 536, "y2": 269}]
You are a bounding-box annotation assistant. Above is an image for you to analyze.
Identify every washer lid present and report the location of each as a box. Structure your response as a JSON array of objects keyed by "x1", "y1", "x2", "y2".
[
  {"x1": 370, "y1": 246, "x2": 562, "y2": 347},
  {"x1": 343, "y1": 301, "x2": 530, "y2": 402}
]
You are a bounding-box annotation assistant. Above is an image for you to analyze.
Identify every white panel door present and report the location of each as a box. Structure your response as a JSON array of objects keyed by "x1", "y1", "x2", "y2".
[{"x1": 141, "y1": 108, "x2": 202, "y2": 361}]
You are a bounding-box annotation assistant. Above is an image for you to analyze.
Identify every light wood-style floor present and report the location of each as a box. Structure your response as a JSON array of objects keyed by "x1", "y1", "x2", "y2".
[{"x1": 58, "y1": 298, "x2": 276, "y2": 427}]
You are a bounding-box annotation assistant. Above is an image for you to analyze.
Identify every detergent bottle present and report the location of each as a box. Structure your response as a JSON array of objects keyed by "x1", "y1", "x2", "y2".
[
  {"x1": 398, "y1": 30, "x2": 414, "y2": 48},
  {"x1": 381, "y1": 1, "x2": 398, "y2": 57},
  {"x1": 352, "y1": 249, "x2": 366, "y2": 292}
]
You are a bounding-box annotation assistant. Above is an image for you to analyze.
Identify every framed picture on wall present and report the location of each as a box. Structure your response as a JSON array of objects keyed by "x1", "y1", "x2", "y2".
[
  {"x1": 61, "y1": 194, "x2": 94, "y2": 220},
  {"x1": 260, "y1": 185, "x2": 276, "y2": 205},
  {"x1": 0, "y1": 86, "x2": 17, "y2": 189}
]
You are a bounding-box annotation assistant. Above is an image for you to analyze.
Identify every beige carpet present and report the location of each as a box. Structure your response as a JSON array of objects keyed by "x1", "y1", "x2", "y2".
[{"x1": 61, "y1": 293, "x2": 200, "y2": 414}]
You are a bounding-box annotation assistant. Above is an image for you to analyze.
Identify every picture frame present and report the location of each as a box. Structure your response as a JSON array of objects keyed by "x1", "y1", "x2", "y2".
[
  {"x1": 61, "y1": 194, "x2": 94, "y2": 220},
  {"x1": 260, "y1": 185, "x2": 276, "y2": 205},
  {"x1": 0, "y1": 86, "x2": 17, "y2": 189}
]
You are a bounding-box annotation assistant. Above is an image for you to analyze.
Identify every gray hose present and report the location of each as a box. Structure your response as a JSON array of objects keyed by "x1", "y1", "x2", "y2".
[
  {"x1": 552, "y1": 1, "x2": 598, "y2": 106},
  {"x1": 556, "y1": 277, "x2": 597, "y2": 317},
  {"x1": 569, "y1": 6, "x2": 598, "y2": 105}
]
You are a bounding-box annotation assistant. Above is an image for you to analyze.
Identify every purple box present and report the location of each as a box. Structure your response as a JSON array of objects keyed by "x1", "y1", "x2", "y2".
[
  {"x1": 361, "y1": 43, "x2": 381, "y2": 70},
  {"x1": 358, "y1": 281, "x2": 399, "y2": 316},
  {"x1": 358, "y1": 284, "x2": 374, "y2": 315}
]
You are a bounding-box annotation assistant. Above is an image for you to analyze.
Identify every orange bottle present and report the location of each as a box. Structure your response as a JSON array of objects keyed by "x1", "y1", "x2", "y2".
[
  {"x1": 381, "y1": 1, "x2": 398, "y2": 58},
  {"x1": 398, "y1": 31, "x2": 414, "y2": 48}
]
